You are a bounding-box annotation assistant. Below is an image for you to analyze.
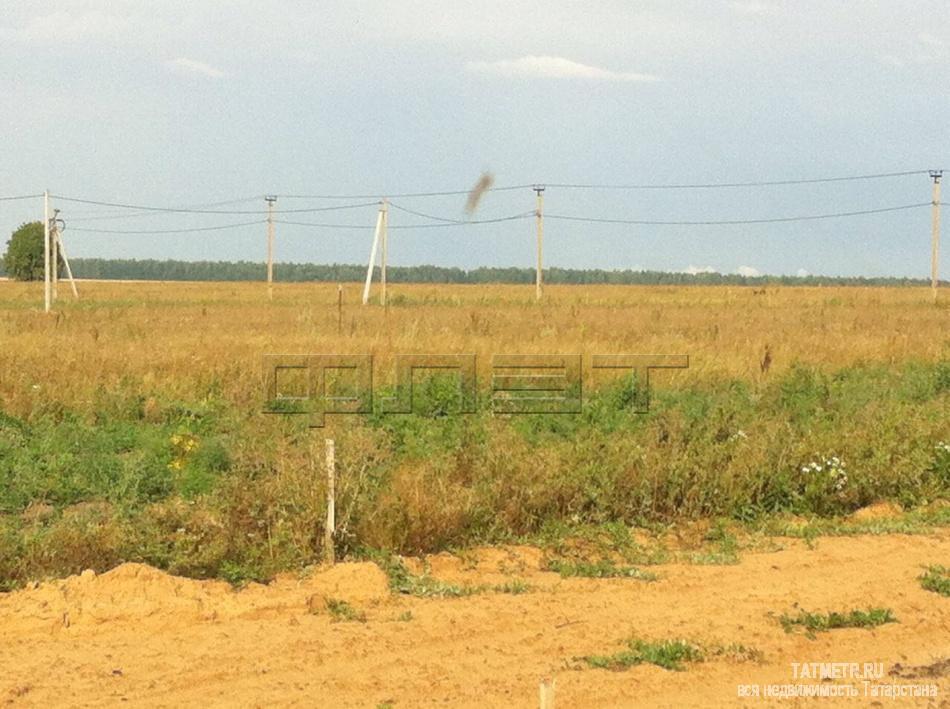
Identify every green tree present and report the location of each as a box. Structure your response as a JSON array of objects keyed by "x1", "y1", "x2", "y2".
[{"x1": 3, "y1": 222, "x2": 46, "y2": 281}]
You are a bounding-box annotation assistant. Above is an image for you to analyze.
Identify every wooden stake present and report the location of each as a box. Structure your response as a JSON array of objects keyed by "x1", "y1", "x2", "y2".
[
  {"x1": 931, "y1": 171, "x2": 942, "y2": 304},
  {"x1": 337, "y1": 284, "x2": 343, "y2": 334},
  {"x1": 539, "y1": 678, "x2": 555, "y2": 709},
  {"x1": 324, "y1": 438, "x2": 336, "y2": 565}
]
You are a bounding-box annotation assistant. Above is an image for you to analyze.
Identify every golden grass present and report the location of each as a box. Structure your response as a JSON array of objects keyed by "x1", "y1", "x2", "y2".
[{"x1": 1, "y1": 280, "x2": 947, "y2": 418}]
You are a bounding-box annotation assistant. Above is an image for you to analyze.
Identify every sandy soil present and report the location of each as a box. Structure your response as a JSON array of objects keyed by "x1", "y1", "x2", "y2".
[{"x1": 1, "y1": 532, "x2": 949, "y2": 708}]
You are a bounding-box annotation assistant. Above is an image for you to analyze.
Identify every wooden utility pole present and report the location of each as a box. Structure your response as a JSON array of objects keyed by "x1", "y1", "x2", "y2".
[
  {"x1": 265, "y1": 195, "x2": 277, "y2": 300},
  {"x1": 43, "y1": 191, "x2": 51, "y2": 313},
  {"x1": 931, "y1": 171, "x2": 942, "y2": 303},
  {"x1": 534, "y1": 186, "x2": 545, "y2": 301}
]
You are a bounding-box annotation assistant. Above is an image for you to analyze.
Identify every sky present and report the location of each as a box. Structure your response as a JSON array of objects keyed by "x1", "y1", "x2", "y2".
[{"x1": 1, "y1": 1, "x2": 948, "y2": 278}]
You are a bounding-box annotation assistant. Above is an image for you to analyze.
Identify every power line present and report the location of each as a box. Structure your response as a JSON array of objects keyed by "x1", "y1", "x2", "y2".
[
  {"x1": 0, "y1": 194, "x2": 43, "y2": 202},
  {"x1": 50, "y1": 194, "x2": 378, "y2": 215},
  {"x1": 545, "y1": 170, "x2": 938, "y2": 191},
  {"x1": 247, "y1": 169, "x2": 944, "y2": 200},
  {"x1": 545, "y1": 203, "x2": 933, "y2": 227},
  {"x1": 388, "y1": 202, "x2": 468, "y2": 223},
  {"x1": 276, "y1": 212, "x2": 534, "y2": 230},
  {"x1": 281, "y1": 185, "x2": 534, "y2": 200},
  {"x1": 68, "y1": 220, "x2": 266, "y2": 235},
  {"x1": 66, "y1": 196, "x2": 265, "y2": 222}
]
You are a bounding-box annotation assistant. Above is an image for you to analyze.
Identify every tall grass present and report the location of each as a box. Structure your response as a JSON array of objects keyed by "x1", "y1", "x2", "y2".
[{"x1": 0, "y1": 281, "x2": 947, "y2": 586}]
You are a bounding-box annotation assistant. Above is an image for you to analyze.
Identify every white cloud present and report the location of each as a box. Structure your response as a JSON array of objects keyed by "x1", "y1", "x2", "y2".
[
  {"x1": 466, "y1": 55, "x2": 660, "y2": 82},
  {"x1": 683, "y1": 265, "x2": 718, "y2": 275},
  {"x1": 736, "y1": 265, "x2": 761, "y2": 277},
  {"x1": 166, "y1": 57, "x2": 225, "y2": 79},
  {"x1": 796, "y1": 268, "x2": 810, "y2": 277}
]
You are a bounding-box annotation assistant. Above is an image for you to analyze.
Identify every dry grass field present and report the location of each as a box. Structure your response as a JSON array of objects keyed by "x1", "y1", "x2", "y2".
[
  {"x1": 1, "y1": 279, "x2": 949, "y2": 706},
  {"x1": 1, "y1": 281, "x2": 947, "y2": 416}
]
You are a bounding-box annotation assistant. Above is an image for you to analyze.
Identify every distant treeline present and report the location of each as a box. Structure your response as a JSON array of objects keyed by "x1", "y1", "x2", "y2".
[{"x1": 0, "y1": 258, "x2": 936, "y2": 287}]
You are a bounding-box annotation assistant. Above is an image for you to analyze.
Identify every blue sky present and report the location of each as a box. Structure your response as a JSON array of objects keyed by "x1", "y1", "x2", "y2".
[{"x1": 1, "y1": 1, "x2": 947, "y2": 277}]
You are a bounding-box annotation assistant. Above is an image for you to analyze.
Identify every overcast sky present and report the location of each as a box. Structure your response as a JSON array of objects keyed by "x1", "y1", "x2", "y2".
[{"x1": 1, "y1": 1, "x2": 948, "y2": 277}]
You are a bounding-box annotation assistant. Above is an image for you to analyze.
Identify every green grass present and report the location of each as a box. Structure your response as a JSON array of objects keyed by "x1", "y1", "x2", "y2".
[
  {"x1": 544, "y1": 557, "x2": 658, "y2": 580},
  {"x1": 919, "y1": 565, "x2": 950, "y2": 597},
  {"x1": 368, "y1": 552, "x2": 533, "y2": 597},
  {"x1": 490, "y1": 579, "x2": 534, "y2": 594},
  {"x1": 584, "y1": 639, "x2": 705, "y2": 672},
  {"x1": 325, "y1": 598, "x2": 367, "y2": 623},
  {"x1": 779, "y1": 607, "x2": 896, "y2": 635},
  {"x1": 1, "y1": 359, "x2": 948, "y2": 588}
]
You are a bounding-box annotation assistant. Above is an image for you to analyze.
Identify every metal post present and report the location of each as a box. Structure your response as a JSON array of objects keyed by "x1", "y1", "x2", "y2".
[
  {"x1": 380, "y1": 198, "x2": 388, "y2": 306},
  {"x1": 265, "y1": 195, "x2": 277, "y2": 300},
  {"x1": 931, "y1": 171, "x2": 942, "y2": 303},
  {"x1": 43, "y1": 191, "x2": 51, "y2": 313},
  {"x1": 534, "y1": 186, "x2": 545, "y2": 301}
]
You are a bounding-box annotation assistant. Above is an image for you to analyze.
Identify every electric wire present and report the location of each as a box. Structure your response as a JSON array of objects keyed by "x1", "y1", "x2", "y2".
[
  {"x1": 545, "y1": 202, "x2": 932, "y2": 227},
  {"x1": 544, "y1": 170, "x2": 938, "y2": 191},
  {"x1": 280, "y1": 185, "x2": 535, "y2": 200},
  {"x1": 68, "y1": 220, "x2": 267, "y2": 235},
  {"x1": 66, "y1": 196, "x2": 265, "y2": 222},
  {"x1": 0, "y1": 194, "x2": 43, "y2": 202},
  {"x1": 276, "y1": 212, "x2": 535, "y2": 230},
  {"x1": 387, "y1": 202, "x2": 469, "y2": 223},
  {"x1": 50, "y1": 195, "x2": 378, "y2": 215}
]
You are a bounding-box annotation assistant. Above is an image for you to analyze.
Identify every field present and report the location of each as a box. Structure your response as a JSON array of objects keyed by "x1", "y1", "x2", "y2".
[{"x1": 1, "y1": 280, "x2": 949, "y2": 706}]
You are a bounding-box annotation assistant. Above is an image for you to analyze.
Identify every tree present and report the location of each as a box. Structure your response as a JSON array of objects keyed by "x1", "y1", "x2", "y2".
[{"x1": 3, "y1": 222, "x2": 46, "y2": 281}]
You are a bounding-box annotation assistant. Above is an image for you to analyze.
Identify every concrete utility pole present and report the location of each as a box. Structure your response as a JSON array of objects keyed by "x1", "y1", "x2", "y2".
[
  {"x1": 534, "y1": 186, "x2": 545, "y2": 301},
  {"x1": 380, "y1": 198, "x2": 389, "y2": 306},
  {"x1": 56, "y1": 223, "x2": 79, "y2": 299},
  {"x1": 265, "y1": 195, "x2": 277, "y2": 300},
  {"x1": 931, "y1": 171, "x2": 942, "y2": 303},
  {"x1": 51, "y1": 209, "x2": 64, "y2": 301},
  {"x1": 362, "y1": 200, "x2": 386, "y2": 305},
  {"x1": 43, "y1": 191, "x2": 51, "y2": 313}
]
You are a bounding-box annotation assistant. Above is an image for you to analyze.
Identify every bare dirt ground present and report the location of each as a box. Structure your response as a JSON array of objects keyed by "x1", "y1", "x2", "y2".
[{"x1": 2, "y1": 532, "x2": 949, "y2": 708}]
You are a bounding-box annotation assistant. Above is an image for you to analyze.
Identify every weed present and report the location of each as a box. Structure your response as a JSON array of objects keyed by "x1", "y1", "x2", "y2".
[
  {"x1": 708, "y1": 643, "x2": 764, "y2": 663},
  {"x1": 584, "y1": 639, "x2": 704, "y2": 672},
  {"x1": 325, "y1": 598, "x2": 367, "y2": 623},
  {"x1": 544, "y1": 558, "x2": 658, "y2": 581},
  {"x1": 369, "y1": 552, "x2": 479, "y2": 598},
  {"x1": 491, "y1": 579, "x2": 533, "y2": 594},
  {"x1": 779, "y1": 607, "x2": 896, "y2": 635},
  {"x1": 919, "y1": 565, "x2": 950, "y2": 597}
]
